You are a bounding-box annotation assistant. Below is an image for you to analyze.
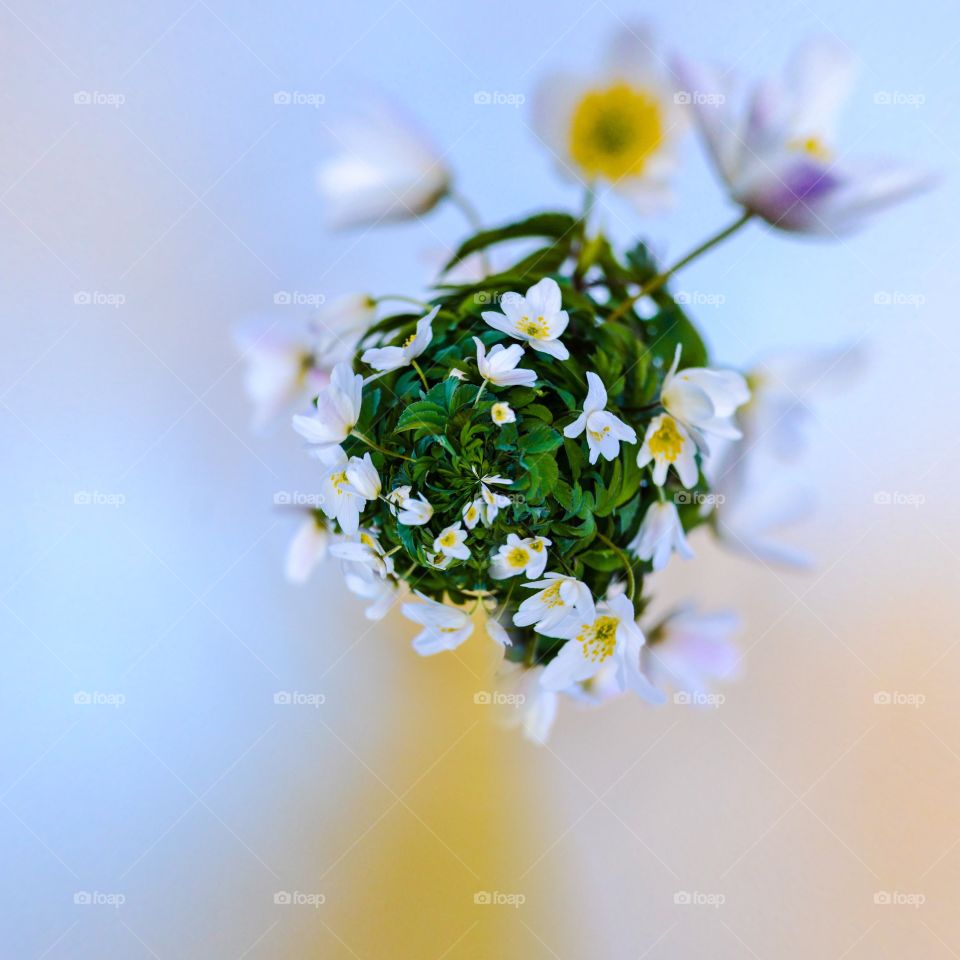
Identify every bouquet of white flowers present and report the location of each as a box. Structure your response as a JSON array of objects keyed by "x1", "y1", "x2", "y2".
[{"x1": 241, "y1": 27, "x2": 930, "y2": 742}]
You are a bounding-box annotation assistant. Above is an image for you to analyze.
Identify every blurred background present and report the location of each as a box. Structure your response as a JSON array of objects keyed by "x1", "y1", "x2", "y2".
[{"x1": 1, "y1": 0, "x2": 957, "y2": 956}]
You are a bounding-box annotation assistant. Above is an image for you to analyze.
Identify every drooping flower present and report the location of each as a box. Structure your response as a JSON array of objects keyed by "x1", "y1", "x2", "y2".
[
  {"x1": 473, "y1": 337, "x2": 537, "y2": 388},
  {"x1": 401, "y1": 593, "x2": 474, "y2": 656},
  {"x1": 491, "y1": 402, "x2": 516, "y2": 426},
  {"x1": 563, "y1": 372, "x2": 637, "y2": 464},
  {"x1": 361, "y1": 306, "x2": 439, "y2": 372},
  {"x1": 284, "y1": 515, "x2": 329, "y2": 584},
  {"x1": 433, "y1": 522, "x2": 470, "y2": 561},
  {"x1": 513, "y1": 572, "x2": 592, "y2": 634},
  {"x1": 485, "y1": 615, "x2": 513, "y2": 647},
  {"x1": 329, "y1": 531, "x2": 394, "y2": 579},
  {"x1": 387, "y1": 485, "x2": 434, "y2": 526},
  {"x1": 495, "y1": 664, "x2": 559, "y2": 746},
  {"x1": 642, "y1": 606, "x2": 740, "y2": 697},
  {"x1": 675, "y1": 37, "x2": 935, "y2": 235},
  {"x1": 538, "y1": 593, "x2": 664, "y2": 702},
  {"x1": 628, "y1": 501, "x2": 694, "y2": 571},
  {"x1": 489, "y1": 534, "x2": 552, "y2": 580},
  {"x1": 292, "y1": 362, "x2": 363, "y2": 451},
  {"x1": 636, "y1": 414, "x2": 699, "y2": 488},
  {"x1": 345, "y1": 452, "x2": 381, "y2": 501},
  {"x1": 316, "y1": 99, "x2": 451, "y2": 230},
  {"x1": 342, "y1": 560, "x2": 400, "y2": 621},
  {"x1": 481, "y1": 277, "x2": 570, "y2": 359},
  {"x1": 532, "y1": 24, "x2": 687, "y2": 213},
  {"x1": 314, "y1": 447, "x2": 367, "y2": 535},
  {"x1": 661, "y1": 346, "x2": 750, "y2": 442}
]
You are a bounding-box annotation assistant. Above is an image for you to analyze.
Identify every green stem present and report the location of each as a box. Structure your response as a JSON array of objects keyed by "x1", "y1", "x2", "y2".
[
  {"x1": 374, "y1": 294, "x2": 431, "y2": 310},
  {"x1": 447, "y1": 189, "x2": 491, "y2": 275},
  {"x1": 472, "y1": 380, "x2": 488, "y2": 408},
  {"x1": 597, "y1": 532, "x2": 636, "y2": 603},
  {"x1": 606, "y1": 211, "x2": 753, "y2": 324},
  {"x1": 411, "y1": 359, "x2": 429, "y2": 392},
  {"x1": 350, "y1": 430, "x2": 414, "y2": 462}
]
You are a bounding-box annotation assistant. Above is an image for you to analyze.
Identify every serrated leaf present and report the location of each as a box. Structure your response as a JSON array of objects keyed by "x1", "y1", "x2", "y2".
[{"x1": 395, "y1": 400, "x2": 448, "y2": 433}]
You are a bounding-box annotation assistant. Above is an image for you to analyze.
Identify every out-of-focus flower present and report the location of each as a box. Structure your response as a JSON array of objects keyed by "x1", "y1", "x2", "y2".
[
  {"x1": 474, "y1": 338, "x2": 537, "y2": 388},
  {"x1": 628, "y1": 501, "x2": 694, "y2": 571},
  {"x1": 292, "y1": 363, "x2": 364, "y2": 451},
  {"x1": 643, "y1": 606, "x2": 740, "y2": 696},
  {"x1": 532, "y1": 24, "x2": 686, "y2": 212},
  {"x1": 491, "y1": 402, "x2": 516, "y2": 426},
  {"x1": 564, "y1": 372, "x2": 637, "y2": 464},
  {"x1": 485, "y1": 615, "x2": 513, "y2": 647},
  {"x1": 675, "y1": 37, "x2": 935, "y2": 234},
  {"x1": 401, "y1": 593, "x2": 473, "y2": 655},
  {"x1": 311, "y1": 294, "x2": 377, "y2": 342},
  {"x1": 317, "y1": 100, "x2": 451, "y2": 229},
  {"x1": 342, "y1": 560, "x2": 400, "y2": 621},
  {"x1": 513, "y1": 573, "x2": 592, "y2": 634},
  {"x1": 284, "y1": 515, "x2": 328, "y2": 583},
  {"x1": 482, "y1": 277, "x2": 570, "y2": 360},
  {"x1": 496, "y1": 664, "x2": 559, "y2": 745},
  {"x1": 637, "y1": 413, "x2": 698, "y2": 487},
  {"x1": 330, "y1": 531, "x2": 394, "y2": 579},
  {"x1": 361, "y1": 306, "x2": 438, "y2": 372},
  {"x1": 490, "y1": 534, "x2": 551, "y2": 580}
]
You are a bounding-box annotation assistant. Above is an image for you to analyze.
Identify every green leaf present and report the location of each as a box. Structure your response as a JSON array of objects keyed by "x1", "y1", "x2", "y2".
[
  {"x1": 521, "y1": 423, "x2": 563, "y2": 455},
  {"x1": 395, "y1": 400, "x2": 448, "y2": 433},
  {"x1": 443, "y1": 213, "x2": 578, "y2": 271}
]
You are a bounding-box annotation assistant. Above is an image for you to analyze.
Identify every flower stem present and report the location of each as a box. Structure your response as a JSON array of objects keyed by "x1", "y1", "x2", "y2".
[
  {"x1": 411, "y1": 359, "x2": 429, "y2": 392},
  {"x1": 447, "y1": 189, "x2": 491, "y2": 275},
  {"x1": 606, "y1": 211, "x2": 753, "y2": 324},
  {"x1": 472, "y1": 380, "x2": 488, "y2": 407},
  {"x1": 597, "y1": 532, "x2": 636, "y2": 603},
  {"x1": 350, "y1": 430, "x2": 414, "y2": 462}
]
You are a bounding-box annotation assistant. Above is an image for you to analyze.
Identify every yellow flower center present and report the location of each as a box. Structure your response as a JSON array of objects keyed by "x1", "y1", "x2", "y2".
[
  {"x1": 360, "y1": 532, "x2": 377, "y2": 549},
  {"x1": 569, "y1": 82, "x2": 664, "y2": 180},
  {"x1": 465, "y1": 505, "x2": 478, "y2": 522},
  {"x1": 578, "y1": 615, "x2": 619, "y2": 663},
  {"x1": 439, "y1": 531, "x2": 458, "y2": 548},
  {"x1": 529, "y1": 539, "x2": 544, "y2": 553},
  {"x1": 648, "y1": 417, "x2": 685, "y2": 462},
  {"x1": 507, "y1": 546, "x2": 530, "y2": 568},
  {"x1": 332, "y1": 471, "x2": 349, "y2": 494},
  {"x1": 517, "y1": 315, "x2": 550, "y2": 338},
  {"x1": 588, "y1": 424, "x2": 611, "y2": 441},
  {"x1": 541, "y1": 580, "x2": 564, "y2": 608},
  {"x1": 788, "y1": 135, "x2": 832, "y2": 163},
  {"x1": 492, "y1": 404, "x2": 510, "y2": 423},
  {"x1": 402, "y1": 332, "x2": 417, "y2": 348}
]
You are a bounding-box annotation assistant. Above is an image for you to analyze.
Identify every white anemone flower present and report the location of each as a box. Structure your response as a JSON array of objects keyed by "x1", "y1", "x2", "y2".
[
  {"x1": 481, "y1": 277, "x2": 570, "y2": 359},
  {"x1": 387, "y1": 485, "x2": 434, "y2": 526},
  {"x1": 316, "y1": 100, "x2": 451, "y2": 230},
  {"x1": 485, "y1": 616, "x2": 513, "y2": 648},
  {"x1": 314, "y1": 447, "x2": 366, "y2": 535},
  {"x1": 495, "y1": 664, "x2": 559, "y2": 746},
  {"x1": 342, "y1": 560, "x2": 400, "y2": 621},
  {"x1": 674, "y1": 37, "x2": 935, "y2": 235},
  {"x1": 489, "y1": 534, "x2": 552, "y2": 580},
  {"x1": 513, "y1": 572, "x2": 592, "y2": 634},
  {"x1": 628, "y1": 501, "x2": 694, "y2": 571},
  {"x1": 563, "y1": 372, "x2": 637, "y2": 464},
  {"x1": 462, "y1": 499, "x2": 483, "y2": 530},
  {"x1": 402, "y1": 593, "x2": 474, "y2": 656},
  {"x1": 284, "y1": 515, "x2": 329, "y2": 584},
  {"x1": 292, "y1": 363, "x2": 363, "y2": 451},
  {"x1": 532, "y1": 24, "x2": 686, "y2": 213},
  {"x1": 433, "y1": 522, "x2": 470, "y2": 561},
  {"x1": 491, "y1": 402, "x2": 516, "y2": 426},
  {"x1": 643, "y1": 606, "x2": 740, "y2": 697},
  {"x1": 344, "y1": 452, "x2": 381, "y2": 501},
  {"x1": 538, "y1": 593, "x2": 664, "y2": 702},
  {"x1": 473, "y1": 337, "x2": 537, "y2": 388},
  {"x1": 637, "y1": 413, "x2": 699, "y2": 488},
  {"x1": 361, "y1": 306, "x2": 439, "y2": 373},
  {"x1": 661, "y1": 346, "x2": 750, "y2": 442},
  {"x1": 329, "y1": 531, "x2": 394, "y2": 579}
]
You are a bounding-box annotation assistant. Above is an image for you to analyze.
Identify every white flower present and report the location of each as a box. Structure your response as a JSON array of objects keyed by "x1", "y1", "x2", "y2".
[
  {"x1": 448, "y1": 368, "x2": 468, "y2": 381},
  {"x1": 473, "y1": 337, "x2": 537, "y2": 388},
  {"x1": 538, "y1": 593, "x2": 663, "y2": 702},
  {"x1": 316, "y1": 99, "x2": 451, "y2": 230},
  {"x1": 628, "y1": 501, "x2": 694, "y2": 571},
  {"x1": 462, "y1": 499, "x2": 483, "y2": 530},
  {"x1": 387, "y1": 485, "x2": 434, "y2": 526},
  {"x1": 485, "y1": 616, "x2": 513, "y2": 647},
  {"x1": 479, "y1": 483, "x2": 511, "y2": 525},
  {"x1": 496, "y1": 664, "x2": 559, "y2": 745},
  {"x1": 636, "y1": 414, "x2": 699, "y2": 488},
  {"x1": 642, "y1": 606, "x2": 740, "y2": 697},
  {"x1": 491, "y1": 402, "x2": 516, "y2": 426},
  {"x1": 284, "y1": 515, "x2": 328, "y2": 584},
  {"x1": 482, "y1": 277, "x2": 570, "y2": 360},
  {"x1": 330, "y1": 531, "x2": 394, "y2": 579},
  {"x1": 489, "y1": 534, "x2": 552, "y2": 580},
  {"x1": 513, "y1": 572, "x2": 592, "y2": 634},
  {"x1": 563, "y1": 372, "x2": 637, "y2": 464},
  {"x1": 675, "y1": 37, "x2": 935, "y2": 234},
  {"x1": 532, "y1": 24, "x2": 687, "y2": 213},
  {"x1": 344, "y1": 452, "x2": 381, "y2": 501},
  {"x1": 313, "y1": 447, "x2": 366, "y2": 534},
  {"x1": 433, "y1": 522, "x2": 470, "y2": 561},
  {"x1": 361, "y1": 306, "x2": 439, "y2": 372},
  {"x1": 310, "y1": 293, "x2": 377, "y2": 341},
  {"x1": 661, "y1": 346, "x2": 750, "y2": 442},
  {"x1": 342, "y1": 560, "x2": 401, "y2": 621},
  {"x1": 401, "y1": 593, "x2": 474, "y2": 656},
  {"x1": 292, "y1": 362, "x2": 363, "y2": 451}
]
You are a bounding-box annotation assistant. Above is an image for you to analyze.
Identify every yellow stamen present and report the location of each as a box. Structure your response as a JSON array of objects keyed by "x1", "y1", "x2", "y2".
[
  {"x1": 648, "y1": 417, "x2": 685, "y2": 463},
  {"x1": 578, "y1": 616, "x2": 619, "y2": 663},
  {"x1": 788, "y1": 135, "x2": 832, "y2": 163},
  {"x1": 506, "y1": 547, "x2": 529, "y2": 568}
]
